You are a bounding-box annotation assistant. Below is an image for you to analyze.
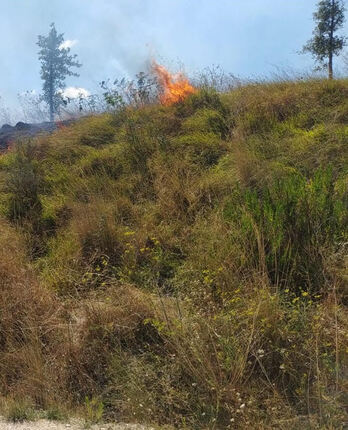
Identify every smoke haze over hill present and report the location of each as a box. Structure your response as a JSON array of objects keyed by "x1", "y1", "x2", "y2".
[{"x1": 1, "y1": 0, "x2": 347, "y2": 125}]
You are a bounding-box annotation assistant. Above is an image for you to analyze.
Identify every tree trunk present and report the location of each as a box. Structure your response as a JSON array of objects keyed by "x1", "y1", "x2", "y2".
[
  {"x1": 328, "y1": 53, "x2": 333, "y2": 80},
  {"x1": 328, "y1": 0, "x2": 334, "y2": 80},
  {"x1": 49, "y1": 102, "x2": 54, "y2": 122},
  {"x1": 49, "y1": 65, "x2": 54, "y2": 122}
]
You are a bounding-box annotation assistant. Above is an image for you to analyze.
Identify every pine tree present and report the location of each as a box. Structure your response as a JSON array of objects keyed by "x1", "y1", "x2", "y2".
[
  {"x1": 37, "y1": 23, "x2": 81, "y2": 121},
  {"x1": 303, "y1": 0, "x2": 346, "y2": 79}
]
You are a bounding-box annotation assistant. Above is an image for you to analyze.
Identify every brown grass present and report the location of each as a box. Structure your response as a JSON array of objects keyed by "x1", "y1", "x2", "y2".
[{"x1": 0, "y1": 78, "x2": 347, "y2": 428}]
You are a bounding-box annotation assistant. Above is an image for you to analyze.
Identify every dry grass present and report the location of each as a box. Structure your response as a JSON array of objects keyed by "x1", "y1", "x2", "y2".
[
  {"x1": 0, "y1": 78, "x2": 347, "y2": 428},
  {"x1": 0, "y1": 220, "x2": 67, "y2": 407}
]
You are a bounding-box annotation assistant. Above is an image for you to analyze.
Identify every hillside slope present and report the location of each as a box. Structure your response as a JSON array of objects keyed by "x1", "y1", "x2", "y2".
[{"x1": 0, "y1": 79, "x2": 347, "y2": 429}]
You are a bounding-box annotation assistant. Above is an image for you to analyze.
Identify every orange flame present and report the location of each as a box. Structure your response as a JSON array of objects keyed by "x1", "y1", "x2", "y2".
[{"x1": 152, "y1": 61, "x2": 196, "y2": 105}]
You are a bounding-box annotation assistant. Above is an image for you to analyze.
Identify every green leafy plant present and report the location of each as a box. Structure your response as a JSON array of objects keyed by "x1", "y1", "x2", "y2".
[{"x1": 84, "y1": 396, "x2": 104, "y2": 425}]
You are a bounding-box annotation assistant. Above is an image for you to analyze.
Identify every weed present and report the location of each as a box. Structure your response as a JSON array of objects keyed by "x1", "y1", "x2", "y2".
[
  {"x1": 45, "y1": 406, "x2": 67, "y2": 421},
  {"x1": 5, "y1": 400, "x2": 36, "y2": 423},
  {"x1": 84, "y1": 396, "x2": 104, "y2": 425}
]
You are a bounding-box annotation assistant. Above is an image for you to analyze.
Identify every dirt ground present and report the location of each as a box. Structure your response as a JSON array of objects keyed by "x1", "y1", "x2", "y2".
[{"x1": 0, "y1": 418, "x2": 155, "y2": 430}]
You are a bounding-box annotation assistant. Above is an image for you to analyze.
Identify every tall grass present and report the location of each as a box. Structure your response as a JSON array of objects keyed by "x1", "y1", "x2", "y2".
[{"x1": 0, "y1": 78, "x2": 347, "y2": 428}]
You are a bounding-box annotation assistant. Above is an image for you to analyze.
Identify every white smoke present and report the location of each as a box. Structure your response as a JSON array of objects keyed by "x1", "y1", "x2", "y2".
[
  {"x1": 61, "y1": 87, "x2": 90, "y2": 99},
  {"x1": 59, "y1": 39, "x2": 79, "y2": 50}
]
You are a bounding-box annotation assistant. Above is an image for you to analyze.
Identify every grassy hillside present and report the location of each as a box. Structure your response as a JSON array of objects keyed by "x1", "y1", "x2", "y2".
[{"x1": 0, "y1": 79, "x2": 347, "y2": 429}]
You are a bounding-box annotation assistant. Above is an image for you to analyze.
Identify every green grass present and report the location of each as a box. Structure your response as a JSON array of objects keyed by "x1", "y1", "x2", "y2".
[
  {"x1": 0, "y1": 78, "x2": 347, "y2": 429},
  {"x1": 5, "y1": 400, "x2": 36, "y2": 423}
]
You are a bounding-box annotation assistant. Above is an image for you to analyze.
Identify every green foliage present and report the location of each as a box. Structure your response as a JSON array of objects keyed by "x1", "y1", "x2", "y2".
[
  {"x1": 101, "y1": 72, "x2": 158, "y2": 109},
  {"x1": 224, "y1": 167, "x2": 347, "y2": 293},
  {"x1": 84, "y1": 396, "x2": 104, "y2": 425}
]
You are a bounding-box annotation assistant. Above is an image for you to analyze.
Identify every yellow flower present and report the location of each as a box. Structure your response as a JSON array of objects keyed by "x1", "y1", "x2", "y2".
[{"x1": 302, "y1": 292, "x2": 309, "y2": 297}]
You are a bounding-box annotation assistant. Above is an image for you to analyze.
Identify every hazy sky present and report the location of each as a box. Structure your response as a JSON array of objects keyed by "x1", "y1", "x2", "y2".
[{"x1": 1, "y1": 0, "x2": 347, "y2": 115}]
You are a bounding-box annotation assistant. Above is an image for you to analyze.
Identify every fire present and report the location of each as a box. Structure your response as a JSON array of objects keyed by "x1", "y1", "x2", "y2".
[{"x1": 152, "y1": 61, "x2": 196, "y2": 105}]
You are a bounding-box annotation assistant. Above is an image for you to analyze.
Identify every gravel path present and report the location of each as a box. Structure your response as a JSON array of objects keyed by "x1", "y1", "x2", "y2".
[{"x1": 0, "y1": 418, "x2": 155, "y2": 430}]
